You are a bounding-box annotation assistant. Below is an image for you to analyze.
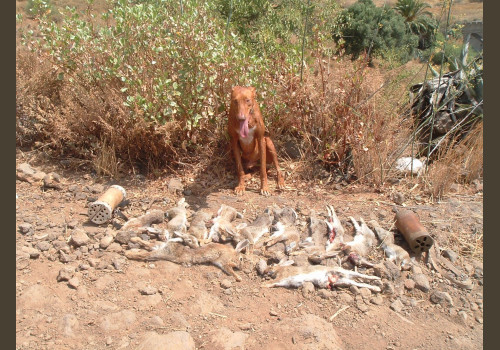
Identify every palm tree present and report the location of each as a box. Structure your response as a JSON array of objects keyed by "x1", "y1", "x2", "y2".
[{"x1": 394, "y1": 0, "x2": 437, "y2": 49}]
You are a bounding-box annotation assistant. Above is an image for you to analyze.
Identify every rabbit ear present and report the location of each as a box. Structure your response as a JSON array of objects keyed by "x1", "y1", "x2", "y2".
[
  {"x1": 326, "y1": 205, "x2": 332, "y2": 217},
  {"x1": 235, "y1": 239, "x2": 250, "y2": 252},
  {"x1": 349, "y1": 216, "x2": 360, "y2": 230}
]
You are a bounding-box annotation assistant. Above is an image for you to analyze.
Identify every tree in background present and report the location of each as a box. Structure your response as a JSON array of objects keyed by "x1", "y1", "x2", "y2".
[
  {"x1": 334, "y1": 0, "x2": 418, "y2": 63},
  {"x1": 394, "y1": 0, "x2": 437, "y2": 50}
]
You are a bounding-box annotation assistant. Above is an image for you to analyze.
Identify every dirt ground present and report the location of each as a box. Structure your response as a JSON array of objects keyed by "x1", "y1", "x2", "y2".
[{"x1": 15, "y1": 149, "x2": 483, "y2": 350}]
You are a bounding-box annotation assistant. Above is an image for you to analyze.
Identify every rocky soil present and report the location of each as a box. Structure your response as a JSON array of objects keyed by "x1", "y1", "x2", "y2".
[{"x1": 16, "y1": 155, "x2": 483, "y2": 350}]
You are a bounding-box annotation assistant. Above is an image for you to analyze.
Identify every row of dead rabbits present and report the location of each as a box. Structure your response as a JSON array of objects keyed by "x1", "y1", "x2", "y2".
[{"x1": 124, "y1": 198, "x2": 412, "y2": 292}]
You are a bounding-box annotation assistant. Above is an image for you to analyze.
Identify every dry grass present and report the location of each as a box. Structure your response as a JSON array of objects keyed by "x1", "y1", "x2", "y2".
[
  {"x1": 266, "y1": 53, "x2": 424, "y2": 186},
  {"x1": 16, "y1": 0, "x2": 482, "y2": 195},
  {"x1": 93, "y1": 140, "x2": 119, "y2": 178},
  {"x1": 16, "y1": 47, "x2": 183, "y2": 175},
  {"x1": 424, "y1": 122, "x2": 482, "y2": 199}
]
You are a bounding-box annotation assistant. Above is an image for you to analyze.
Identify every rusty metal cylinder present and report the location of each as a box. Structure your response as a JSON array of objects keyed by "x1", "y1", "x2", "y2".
[
  {"x1": 395, "y1": 209, "x2": 433, "y2": 254},
  {"x1": 88, "y1": 185, "x2": 126, "y2": 224}
]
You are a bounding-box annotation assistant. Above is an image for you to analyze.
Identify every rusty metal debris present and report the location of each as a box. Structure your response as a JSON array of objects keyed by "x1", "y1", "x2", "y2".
[
  {"x1": 88, "y1": 185, "x2": 127, "y2": 224},
  {"x1": 395, "y1": 209, "x2": 433, "y2": 254}
]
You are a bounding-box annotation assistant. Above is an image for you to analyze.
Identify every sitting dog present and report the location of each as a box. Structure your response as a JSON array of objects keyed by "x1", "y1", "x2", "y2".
[{"x1": 228, "y1": 86, "x2": 285, "y2": 196}]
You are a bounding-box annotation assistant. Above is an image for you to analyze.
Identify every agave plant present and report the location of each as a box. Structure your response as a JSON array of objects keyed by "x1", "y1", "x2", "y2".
[{"x1": 408, "y1": 34, "x2": 483, "y2": 160}]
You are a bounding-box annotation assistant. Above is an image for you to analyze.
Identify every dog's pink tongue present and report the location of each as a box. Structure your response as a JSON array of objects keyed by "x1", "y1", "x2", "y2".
[{"x1": 239, "y1": 119, "x2": 249, "y2": 138}]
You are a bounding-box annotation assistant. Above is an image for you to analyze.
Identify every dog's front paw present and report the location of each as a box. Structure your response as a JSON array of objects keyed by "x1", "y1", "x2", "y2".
[
  {"x1": 235, "y1": 185, "x2": 246, "y2": 196},
  {"x1": 276, "y1": 177, "x2": 285, "y2": 190},
  {"x1": 260, "y1": 187, "x2": 270, "y2": 196}
]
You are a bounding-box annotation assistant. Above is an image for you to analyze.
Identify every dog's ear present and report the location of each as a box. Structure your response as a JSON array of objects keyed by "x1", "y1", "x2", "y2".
[{"x1": 250, "y1": 86, "x2": 256, "y2": 98}]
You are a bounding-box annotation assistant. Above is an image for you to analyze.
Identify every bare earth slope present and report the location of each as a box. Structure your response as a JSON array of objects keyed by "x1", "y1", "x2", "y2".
[{"x1": 16, "y1": 154, "x2": 483, "y2": 350}]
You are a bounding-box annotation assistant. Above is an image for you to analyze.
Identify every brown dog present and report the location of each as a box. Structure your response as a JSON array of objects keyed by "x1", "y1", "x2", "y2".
[{"x1": 228, "y1": 86, "x2": 285, "y2": 196}]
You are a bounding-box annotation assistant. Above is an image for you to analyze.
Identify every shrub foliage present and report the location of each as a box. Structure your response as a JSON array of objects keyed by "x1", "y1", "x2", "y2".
[
  {"x1": 16, "y1": 0, "x2": 482, "y2": 192},
  {"x1": 334, "y1": 0, "x2": 418, "y2": 63}
]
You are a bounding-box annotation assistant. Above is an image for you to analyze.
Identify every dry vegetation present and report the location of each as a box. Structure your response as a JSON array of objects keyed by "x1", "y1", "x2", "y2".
[{"x1": 16, "y1": 0, "x2": 483, "y2": 200}]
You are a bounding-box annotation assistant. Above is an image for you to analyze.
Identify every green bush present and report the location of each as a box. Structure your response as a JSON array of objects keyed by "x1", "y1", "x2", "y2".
[
  {"x1": 26, "y1": 0, "x2": 52, "y2": 18},
  {"x1": 213, "y1": 0, "x2": 339, "y2": 70},
  {"x1": 393, "y1": 0, "x2": 437, "y2": 50},
  {"x1": 334, "y1": 0, "x2": 418, "y2": 63},
  {"x1": 29, "y1": 0, "x2": 277, "y2": 127}
]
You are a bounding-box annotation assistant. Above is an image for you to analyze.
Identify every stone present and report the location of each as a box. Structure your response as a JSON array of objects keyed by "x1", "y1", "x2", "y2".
[
  {"x1": 88, "y1": 258, "x2": 100, "y2": 268},
  {"x1": 301, "y1": 282, "x2": 315, "y2": 297},
  {"x1": 356, "y1": 302, "x2": 369, "y2": 312},
  {"x1": 17, "y1": 163, "x2": 46, "y2": 183},
  {"x1": 53, "y1": 240, "x2": 69, "y2": 251},
  {"x1": 239, "y1": 323, "x2": 253, "y2": 331},
  {"x1": 359, "y1": 288, "x2": 372, "y2": 299},
  {"x1": 147, "y1": 316, "x2": 165, "y2": 327},
  {"x1": 68, "y1": 277, "x2": 80, "y2": 289},
  {"x1": 107, "y1": 243, "x2": 123, "y2": 253},
  {"x1": 269, "y1": 309, "x2": 279, "y2": 317},
  {"x1": 43, "y1": 172, "x2": 63, "y2": 190},
  {"x1": 139, "y1": 286, "x2": 158, "y2": 295},
  {"x1": 99, "y1": 235, "x2": 114, "y2": 249},
  {"x1": 57, "y1": 267, "x2": 75, "y2": 282},
  {"x1": 70, "y1": 229, "x2": 90, "y2": 247},
  {"x1": 458, "y1": 310, "x2": 468, "y2": 322},
  {"x1": 412, "y1": 273, "x2": 430, "y2": 292},
  {"x1": 392, "y1": 192, "x2": 405, "y2": 205},
  {"x1": 370, "y1": 295, "x2": 384, "y2": 305},
  {"x1": 220, "y1": 279, "x2": 232, "y2": 289},
  {"x1": 112, "y1": 257, "x2": 127, "y2": 270},
  {"x1": 266, "y1": 314, "x2": 343, "y2": 350},
  {"x1": 59, "y1": 251, "x2": 74, "y2": 263},
  {"x1": 115, "y1": 231, "x2": 132, "y2": 245},
  {"x1": 136, "y1": 331, "x2": 195, "y2": 350},
  {"x1": 17, "y1": 163, "x2": 36, "y2": 176},
  {"x1": 473, "y1": 266, "x2": 483, "y2": 279},
  {"x1": 317, "y1": 289, "x2": 333, "y2": 299},
  {"x1": 87, "y1": 184, "x2": 105, "y2": 194},
  {"x1": 430, "y1": 291, "x2": 454, "y2": 306},
  {"x1": 209, "y1": 327, "x2": 248, "y2": 350},
  {"x1": 349, "y1": 285, "x2": 360, "y2": 295},
  {"x1": 390, "y1": 299, "x2": 404, "y2": 313},
  {"x1": 339, "y1": 292, "x2": 354, "y2": 304},
  {"x1": 19, "y1": 223, "x2": 34, "y2": 236},
  {"x1": 24, "y1": 247, "x2": 40, "y2": 259},
  {"x1": 442, "y1": 249, "x2": 459, "y2": 263},
  {"x1": 168, "y1": 312, "x2": 191, "y2": 330},
  {"x1": 36, "y1": 241, "x2": 51, "y2": 252},
  {"x1": 404, "y1": 279, "x2": 416, "y2": 290}
]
